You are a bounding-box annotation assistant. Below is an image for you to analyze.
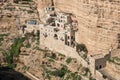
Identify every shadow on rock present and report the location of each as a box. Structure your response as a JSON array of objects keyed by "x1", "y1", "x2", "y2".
[{"x1": 0, "y1": 67, "x2": 31, "y2": 80}]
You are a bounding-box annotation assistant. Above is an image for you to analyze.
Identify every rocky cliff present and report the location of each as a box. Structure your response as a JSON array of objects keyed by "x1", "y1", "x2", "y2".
[{"x1": 37, "y1": 0, "x2": 120, "y2": 55}]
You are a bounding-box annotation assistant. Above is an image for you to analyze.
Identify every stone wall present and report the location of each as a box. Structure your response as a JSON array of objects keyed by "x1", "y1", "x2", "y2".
[
  {"x1": 89, "y1": 53, "x2": 111, "y2": 75},
  {"x1": 95, "y1": 70, "x2": 106, "y2": 80},
  {"x1": 40, "y1": 32, "x2": 88, "y2": 67},
  {"x1": 106, "y1": 62, "x2": 120, "y2": 80}
]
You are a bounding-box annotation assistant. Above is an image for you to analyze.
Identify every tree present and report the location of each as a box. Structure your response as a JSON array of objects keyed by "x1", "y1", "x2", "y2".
[{"x1": 76, "y1": 44, "x2": 88, "y2": 53}]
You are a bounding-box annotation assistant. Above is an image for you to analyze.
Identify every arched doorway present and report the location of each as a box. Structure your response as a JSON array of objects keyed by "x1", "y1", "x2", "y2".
[{"x1": 54, "y1": 34, "x2": 58, "y2": 39}]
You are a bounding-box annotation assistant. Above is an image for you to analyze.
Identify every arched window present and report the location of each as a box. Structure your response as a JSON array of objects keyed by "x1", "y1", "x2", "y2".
[
  {"x1": 21, "y1": 25, "x2": 27, "y2": 33},
  {"x1": 99, "y1": 65, "x2": 102, "y2": 69},
  {"x1": 54, "y1": 34, "x2": 58, "y2": 39}
]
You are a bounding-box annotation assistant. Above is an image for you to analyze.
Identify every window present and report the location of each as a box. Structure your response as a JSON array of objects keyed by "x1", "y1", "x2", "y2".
[
  {"x1": 54, "y1": 34, "x2": 58, "y2": 39},
  {"x1": 49, "y1": 8, "x2": 50, "y2": 10},
  {"x1": 99, "y1": 65, "x2": 102, "y2": 69},
  {"x1": 65, "y1": 34, "x2": 68, "y2": 45},
  {"x1": 71, "y1": 36, "x2": 75, "y2": 41},
  {"x1": 73, "y1": 37, "x2": 75, "y2": 41},
  {"x1": 68, "y1": 36, "x2": 69, "y2": 39},
  {"x1": 71, "y1": 41, "x2": 73, "y2": 45},
  {"x1": 51, "y1": 7, "x2": 54, "y2": 10},
  {"x1": 57, "y1": 23, "x2": 60, "y2": 27},
  {"x1": 71, "y1": 36, "x2": 73, "y2": 39},
  {"x1": 68, "y1": 42, "x2": 69, "y2": 46}
]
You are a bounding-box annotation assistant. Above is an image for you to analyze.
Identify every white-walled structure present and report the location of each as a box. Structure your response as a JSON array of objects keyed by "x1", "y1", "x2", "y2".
[{"x1": 19, "y1": 6, "x2": 111, "y2": 79}]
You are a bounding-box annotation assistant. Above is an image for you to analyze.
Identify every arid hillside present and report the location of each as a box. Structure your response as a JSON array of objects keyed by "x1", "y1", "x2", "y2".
[{"x1": 37, "y1": 0, "x2": 120, "y2": 55}]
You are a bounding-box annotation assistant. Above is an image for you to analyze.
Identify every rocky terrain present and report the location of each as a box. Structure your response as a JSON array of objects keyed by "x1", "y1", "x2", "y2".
[
  {"x1": 16, "y1": 35, "x2": 93, "y2": 80},
  {"x1": 37, "y1": 0, "x2": 120, "y2": 55},
  {"x1": 0, "y1": 0, "x2": 120, "y2": 80}
]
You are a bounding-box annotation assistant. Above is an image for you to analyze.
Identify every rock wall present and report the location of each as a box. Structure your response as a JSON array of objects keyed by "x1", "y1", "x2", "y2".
[
  {"x1": 37, "y1": 0, "x2": 120, "y2": 55},
  {"x1": 37, "y1": 0, "x2": 53, "y2": 20}
]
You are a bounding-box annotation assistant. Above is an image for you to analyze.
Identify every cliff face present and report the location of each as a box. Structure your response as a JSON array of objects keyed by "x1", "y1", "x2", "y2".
[
  {"x1": 37, "y1": 0, "x2": 120, "y2": 54},
  {"x1": 37, "y1": 0, "x2": 53, "y2": 19}
]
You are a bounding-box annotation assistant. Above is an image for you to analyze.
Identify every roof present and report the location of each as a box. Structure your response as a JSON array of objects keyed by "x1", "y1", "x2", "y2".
[{"x1": 28, "y1": 20, "x2": 37, "y2": 25}]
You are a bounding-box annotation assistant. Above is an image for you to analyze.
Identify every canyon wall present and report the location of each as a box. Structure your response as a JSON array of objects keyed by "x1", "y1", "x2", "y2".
[
  {"x1": 37, "y1": 0, "x2": 120, "y2": 55},
  {"x1": 37, "y1": 0, "x2": 53, "y2": 20}
]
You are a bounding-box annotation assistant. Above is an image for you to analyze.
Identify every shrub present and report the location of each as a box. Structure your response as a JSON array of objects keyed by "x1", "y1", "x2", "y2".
[
  {"x1": 26, "y1": 42, "x2": 31, "y2": 48},
  {"x1": 1, "y1": 37, "x2": 26, "y2": 69},
  {"x1": 0, "y1": 33, "x2": 9, "y2": 43},
  {"x1": 48, "y1": 58, "x2": 54, "y2": 62},
  {"x1": 50, "y1": 66, "x2": 68, "y2": 77},
  {"x1": 10, "y1": 37, "x2": 26, "y2": 56},
  {"x1": 66, "y1": 57, "x2": 72, "y2": 64},
  {"x1": 49, "y1": 53, "x2": 56, "y2": 59},
  {"x1": 70, "y1": 72, "x2": 81, "y2": 80},
  {"x1": 7, "y1": 63, "x2": 16, "y2": 69},
  {"x1": 0, "y1": 33, "x2": 9, "y2": 37},
  {"x1": 83, "y1": 68, "x2": 90, "y2": 76},
  {"x1": 103, "y1": 75, "x2": 107, "y2": 79},
  {"x1": 76, "y1": 43, "x2": 88, "y2": 53},
  {"x1": 89, "y1": 77, "x2": 96, "y2": 80},
  {"x1": 0, "y1": 38, "x2": 3, "y2": 43}
]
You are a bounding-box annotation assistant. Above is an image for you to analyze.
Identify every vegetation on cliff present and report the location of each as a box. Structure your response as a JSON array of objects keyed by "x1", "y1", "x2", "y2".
[{"x1": 0, "y1": 37, "x2": 26, "y2": 68}]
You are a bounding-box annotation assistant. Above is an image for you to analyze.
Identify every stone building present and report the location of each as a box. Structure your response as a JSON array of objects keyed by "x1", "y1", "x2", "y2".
[
  {"x1": 89, "y1": 53, "x2": 111, "y2": 75},
  {"x1": 55, "y1": 12, "x2": 72, "y2": 28},
  {"x1": 20, "y1": 5, "x2": 112, "y2": 79},
  {"x1": 41, "y1": 17, "x2": 111, "y2": 78},
  {"x1": 51, "y1": 0, "x2": 120, "y2": 55},
  {"x1": 39, "y1": 6, "x2": 78, "y2": 49}
]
